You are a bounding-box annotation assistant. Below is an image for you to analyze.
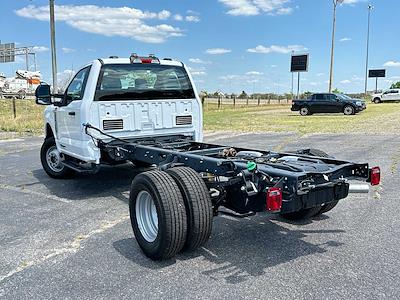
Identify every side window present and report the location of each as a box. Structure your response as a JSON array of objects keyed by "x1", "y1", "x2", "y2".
[
  {"x1": 315, "y1": 94, "x2": 324, "y2": 101},
  {"x1": 65, "y1": 66, "x2": 91, "y2": 102},
  {"x1": 327, "y1": 94, "x2": 336, "y2": 101}
]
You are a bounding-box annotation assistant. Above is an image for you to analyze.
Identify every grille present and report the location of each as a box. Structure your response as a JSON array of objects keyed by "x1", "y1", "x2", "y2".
[
  {"x1": 176, "y1": 115, "x2": 192, "y2": 126},
  {"x1": 103, "y1": 119, "x2": 123, "y2": 131}
]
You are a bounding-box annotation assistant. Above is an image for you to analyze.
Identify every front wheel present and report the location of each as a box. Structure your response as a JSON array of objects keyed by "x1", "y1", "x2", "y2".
[
  {"x1": 343, "y1": 105, "x2": 355, "y2": 115},
  {"x1": 373, "y1": 98, "x2": 381, "y2": 104},
  {"x1": 40, "y1": 137, "x2": 75, "y2": 179},
  {"x1": 299, "y1": 106, "x2": 310, "y2": 116}
]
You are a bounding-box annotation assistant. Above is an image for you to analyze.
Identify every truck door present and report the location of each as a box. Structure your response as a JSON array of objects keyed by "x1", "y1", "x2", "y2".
[
  {"x1": 55, "y1": 66, "x2": 91, "y2": 159},
  {"x1": 381, "y1": 90, "x2": 391, "y2": 101},
  {"x1": 311, "y1": 94, "x2": 326, "y2": 113}
]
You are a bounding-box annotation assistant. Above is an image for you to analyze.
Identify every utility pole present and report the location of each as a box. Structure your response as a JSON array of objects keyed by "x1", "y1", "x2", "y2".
[
  {"x1": 49, "y1": 0, "x2": 58, "y2": 92},
  {"x1": 364, "y1": 4, "x2": 374, "y2": 96},
  {"x1": 291, "y1": 50, "x2": 294, "y2": 96},
  {"x1": 328, "y1": 0, "x2": 343, "y2": 93}
]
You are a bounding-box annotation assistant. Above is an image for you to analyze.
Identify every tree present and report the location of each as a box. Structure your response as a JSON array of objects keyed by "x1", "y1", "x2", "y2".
[
  {"x1": 390, "y1": 81, "x2": 400, "y2": 89},
  {"x1": 332, "y1": 88, "x2": 342, "y2": 94}
]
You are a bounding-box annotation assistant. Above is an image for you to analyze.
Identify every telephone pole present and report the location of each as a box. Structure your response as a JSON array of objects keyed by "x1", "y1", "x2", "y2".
[
  {"x1": 328, "y1": 0, "x2": 343, "y2": 93},
  {"x1": 364, "y1": 4, "x2": 374, "y2": 95},
  {"x1": 49, "y1": 0, "x2": 58, "y2": 92}
]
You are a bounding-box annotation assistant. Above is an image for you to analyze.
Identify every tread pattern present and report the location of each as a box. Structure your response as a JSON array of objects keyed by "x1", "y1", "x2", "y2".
[
  {"x1": 166, "y1": 167, "x2": 213, "y2": 251},
  {"x1": 130, "y1": 170, "x2": 187, "y2": 260}
]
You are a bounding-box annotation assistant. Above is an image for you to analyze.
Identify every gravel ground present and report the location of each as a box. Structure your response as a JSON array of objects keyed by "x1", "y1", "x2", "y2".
[{"x1": 0, "y1": 133, "x2": 399, "y2": 299}]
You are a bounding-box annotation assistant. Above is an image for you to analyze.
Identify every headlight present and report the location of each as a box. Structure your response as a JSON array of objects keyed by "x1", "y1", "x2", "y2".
[{"x1": 356, "y1": 101, "x2": 362, "y2": 106}]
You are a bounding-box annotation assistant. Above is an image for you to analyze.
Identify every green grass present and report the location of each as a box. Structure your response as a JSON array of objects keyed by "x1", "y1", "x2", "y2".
[
  {"x1": 203, "y1": 102, "x2": 400, "y2": 134},
  {"x1": 0, "y1": 99, "x2": 399, "y2": 137},
  {"x1": 0, "y1": 99, "x2": 44, "y2": 135}
]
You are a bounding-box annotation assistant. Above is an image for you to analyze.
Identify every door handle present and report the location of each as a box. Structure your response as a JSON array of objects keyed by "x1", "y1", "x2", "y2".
[{"x1": 68, "y1": 112, "x2": 75, "y2": 116}]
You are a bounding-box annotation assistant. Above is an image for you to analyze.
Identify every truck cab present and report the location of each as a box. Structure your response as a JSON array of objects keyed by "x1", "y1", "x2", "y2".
[
  {"x1": 36, "y1": 54, "x2": 202, "y2": 175},
  {"x1": 372, "y1": 89, "x2": 400, "y2": 103}
]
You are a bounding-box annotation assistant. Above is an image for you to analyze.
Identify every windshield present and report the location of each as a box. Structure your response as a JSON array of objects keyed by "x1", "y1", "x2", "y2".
[
  {"x1": 94, "y1": 64, "x2": 195, "y2": 101},
  {"x1": 335, "y1": 93, "x2": 352, "y2": 100}
]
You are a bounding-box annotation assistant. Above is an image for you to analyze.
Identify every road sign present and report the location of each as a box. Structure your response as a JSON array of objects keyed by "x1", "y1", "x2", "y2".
[
  {"x1": 369, "y1": 69, "x2": 386, "y2": 78},
  {"x1": 0, "y1": 43, "x2": 15, "y2": 63},
  {"x1": 291, "y1": 54, "x2": 309, "y2": 72}
]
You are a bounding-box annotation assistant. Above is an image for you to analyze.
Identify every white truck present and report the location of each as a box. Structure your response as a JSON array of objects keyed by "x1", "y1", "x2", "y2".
[
  {"x1": 35, "y1": 54, "x2": 380, "y2": 260},
  {"x1": 372, "y1": 89, "x2": 400, "y2": 103}
]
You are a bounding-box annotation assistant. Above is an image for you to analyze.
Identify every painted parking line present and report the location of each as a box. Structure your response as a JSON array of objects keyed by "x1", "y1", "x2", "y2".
[{"x1": 0, "y1": 184, "x2": 72, "y2": 204}]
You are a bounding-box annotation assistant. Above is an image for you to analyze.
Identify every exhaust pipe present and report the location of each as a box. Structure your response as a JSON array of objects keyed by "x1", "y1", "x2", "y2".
[{"x1": 348, "y1": 183, "x2": 370, "y2": 194}]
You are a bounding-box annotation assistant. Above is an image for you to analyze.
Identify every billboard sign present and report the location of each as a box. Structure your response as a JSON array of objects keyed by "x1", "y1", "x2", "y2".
[
  {"x1": 368, "y1": 69, "x2": 386, "y2": 78},
  {"x1": 290, "y1": 54, "x2": 309, "y2": 72}
]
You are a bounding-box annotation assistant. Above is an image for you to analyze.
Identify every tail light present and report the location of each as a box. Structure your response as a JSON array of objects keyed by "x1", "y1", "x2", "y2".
[
  {"x1": 266, "y1": 187, "x2": 282, "y2": 212},
  {"x1": 369, "y1": 166, "x2": 381, "y2": 186}
]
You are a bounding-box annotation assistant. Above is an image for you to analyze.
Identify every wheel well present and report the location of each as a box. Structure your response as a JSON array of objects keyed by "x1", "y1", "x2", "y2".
[
  {"x1": 45, "y1": 124, "x2": 54, "y2": 139},
  {"x1": 373, "y1": 97, "x2": 381, "y2": 102}
]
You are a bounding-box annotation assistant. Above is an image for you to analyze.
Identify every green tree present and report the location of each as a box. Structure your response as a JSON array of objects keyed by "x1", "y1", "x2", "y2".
[
  {"x1": 390, "y1": 81, "x2": 400, "y2": 89},
  {"x1": 332, "y1": 88, "x2": 342, "y2": 94}
]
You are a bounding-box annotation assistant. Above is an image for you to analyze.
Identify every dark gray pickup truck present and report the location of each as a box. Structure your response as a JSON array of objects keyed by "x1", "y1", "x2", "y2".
[{"x1": 291, "y1": 93, "x2": 367, "y2": 116}]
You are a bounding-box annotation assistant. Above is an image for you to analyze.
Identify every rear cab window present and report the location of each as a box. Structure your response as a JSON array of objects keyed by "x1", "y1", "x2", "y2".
[{"x1": 94, "y1": 64, "x2": 195, "y2": 101}]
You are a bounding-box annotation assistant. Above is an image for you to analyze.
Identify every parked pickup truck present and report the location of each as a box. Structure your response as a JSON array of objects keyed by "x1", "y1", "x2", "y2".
[
  {"x1": 291, "y1": 93, "x2": 366, "y2": 116},
  {"x1": 35, "y1": 54, "x2": 380, "y2": 260},
  {"x1": 372, "y1": 89, "x2": 400, "y2": 103}
]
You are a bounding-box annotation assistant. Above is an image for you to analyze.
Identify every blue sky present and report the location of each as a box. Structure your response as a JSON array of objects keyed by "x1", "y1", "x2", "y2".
[{"x1": 1, "y1": 0, "x2": 399, "y2": 93}]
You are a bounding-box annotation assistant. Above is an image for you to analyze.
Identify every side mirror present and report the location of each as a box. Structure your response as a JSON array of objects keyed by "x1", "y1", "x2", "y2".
[{"x1": 35, "y1": 83, "x2": 51, "y2": 105}]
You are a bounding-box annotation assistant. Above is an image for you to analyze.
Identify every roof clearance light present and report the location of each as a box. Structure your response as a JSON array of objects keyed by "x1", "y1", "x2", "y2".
[
  {"x1": 130, "y1": 53, "x2": 159, "y2": 64},
  {"x1": 370, "y1": 166, "x2": 381, "y2": 186},
  {"x1": 266, "y1": 187, "x2": 282, "y2": 212}
]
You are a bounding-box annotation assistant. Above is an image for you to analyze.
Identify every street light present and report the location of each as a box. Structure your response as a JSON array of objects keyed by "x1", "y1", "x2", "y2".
[
  {"x1": 328, "y1": 0, "x2": 343, "y2": 93},
  {"x1": 364, "y1": 4, "x2": 374, "y2": 96},
  {"x1": 49, "y1": 0, "x2": 58, "y2": 92}
]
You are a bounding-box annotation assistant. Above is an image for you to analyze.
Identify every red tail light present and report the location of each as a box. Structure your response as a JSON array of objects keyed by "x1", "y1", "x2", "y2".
[
  {"x1": 266, "y1": 187, "x2": 282, "y2": 211},
  {"x1": 370, "y1": 166, "x2": 381, "y2": 186}
]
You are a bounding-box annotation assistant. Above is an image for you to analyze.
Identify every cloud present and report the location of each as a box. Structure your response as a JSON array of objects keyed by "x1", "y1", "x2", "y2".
[
  {"x1": 62, "y1": 47, "x2": 75, "y2": 53},
  {"x1": 189, "y1": 58, "x2": 210, "y2": 64},
  {"x1": 205, "y1": 48, "x2": 231, "y2": 55},
  {"x1": 247, "y1": 44, "x2": 307, "y2": 54},
  {"x1": 186, "y1": 15, "x2": 200, "y2": 22},
  {"x1": 174, "y1": 14, "x2": 183, "y2": 21},
  {"x1": 15, "y1": 5, "x2": 184, "y2": 43},
  {"x1": 316, "y1": 73, "x2": 325, "y2": 76},
  {"x1": 246, "y1": 71, "x2": 263, "y2": 75},
  {"x1": 340, "y1": 80, "x2": 351, "y2": 84},
  {"x1": 339, "y1": 37, "x2": 352, "y2": 42},
  {"x1": 219, "y1": 0, "x2": 293, "y2": 16},
  {"x1": 32, "y1": 46, "x2": 49, "y2": 52},
  {"x1": 383, "y1": 61, "x2": 400, "y2": 68},
  {"x1": 341, "y1": 0, "x2": 363, "y2": 4}
]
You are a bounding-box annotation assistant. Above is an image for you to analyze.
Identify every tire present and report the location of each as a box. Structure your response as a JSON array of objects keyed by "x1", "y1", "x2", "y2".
[
  {"x1": 373, "y1": 98, "x2": 381, "y2": 104},
  {"x1": 343, "y1": 105, "x2": 355, "y2": 115},
  {"x1": 299, "y1": 106, "x2": 310, "y2": 116},
  {"x1": 129, "y1": 170, "x2": 187, "y2": 260},
  {"x1": 40, "y1": 137, "x2": 75, "y2": 179},
  {"x1": 280, "y1": 206, "x2": 322, "y2": 221},
  {"x1": 166, "y1": 167, "x2": 213, "y2": 251},
  {"x1": 317, "y1": 200, "x2": 339, "y2": 214}
]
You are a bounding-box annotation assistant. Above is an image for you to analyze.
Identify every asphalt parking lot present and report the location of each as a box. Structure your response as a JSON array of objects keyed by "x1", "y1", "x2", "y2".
[{"x1": 0, "y1": 132, "x2": 399, "y2": 299}]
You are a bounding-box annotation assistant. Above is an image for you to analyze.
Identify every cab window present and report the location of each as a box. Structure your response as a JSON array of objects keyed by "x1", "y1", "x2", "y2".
[{"x1": 65, "y1": 66, "x2": 91, "y2": 102}]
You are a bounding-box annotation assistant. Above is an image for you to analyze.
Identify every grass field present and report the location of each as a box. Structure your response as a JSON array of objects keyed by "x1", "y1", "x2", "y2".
[{"x1": 0, "y1": 99, "x2": 399, "y2": 137}]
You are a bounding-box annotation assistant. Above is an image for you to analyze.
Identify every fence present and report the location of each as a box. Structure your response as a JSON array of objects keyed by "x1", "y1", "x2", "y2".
[{"x1": 202, "y1": 97, "x2": 292, "y2": 109}]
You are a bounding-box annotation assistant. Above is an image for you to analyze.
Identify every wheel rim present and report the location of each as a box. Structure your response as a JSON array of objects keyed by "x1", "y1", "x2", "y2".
[
  {"x1": 344, "y1": 106, "x2": 353, "y2": 115},
  {"x1": 300, "y1": 108, "x2": 308, "y2": 115},
  {"x1": 135, "y1": 190, "x2": 158, "y2": 242},
  {"x1": 46, "y1": 146, "x2": 64, "y2": 172}
]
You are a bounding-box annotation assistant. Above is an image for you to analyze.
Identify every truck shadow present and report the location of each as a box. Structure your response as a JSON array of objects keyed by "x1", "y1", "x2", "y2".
[
  {"x1": 31, "y1": 164, "x2": 154, "y2": 203},
  {"x1": 113, "y1": 215, "x2": 345, "y2": 284}
]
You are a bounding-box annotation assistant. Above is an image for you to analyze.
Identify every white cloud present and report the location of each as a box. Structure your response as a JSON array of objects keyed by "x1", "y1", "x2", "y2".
[
  {"x1": 188, "y1": 58, "x2": 210, "y2": 64},
  {"x1": 246, "y1": 71, "x2": 263, "y2": 75},
  {"x1": 316, "y1": 73, "x2": 325, "y2": 76},
  {"x1": 62, "y1": 47, "x2": 75, "y2": 53},
  {"x1": 186, "y1": 15, "x2": 200, "y2": 22},
  {"x1": 270, "y1": 64, "x2": 277, "y2": 68},
  {"x1": 247, "y1": 44, "x2": 307, "y2": 54},
  {"x1": 191, "y1": 71, "x2": 207, "y2": 76},
  {"x1": 340, "y1": 80, "x2": 351, "y2": 84},
  {"x1": 174, "y1": 14, "x2": 183, "y2": 21},
  {"x1": 205, "y1": 48, "x2": 231, "y2": 55},
  {"x1": 383, "y1": 61, "x2": 400, "y2": 68},
  {"x1": 15, "y1": 5, "x2": 183, "y2": 43},
  {"x1": 219, "y1": 0, "x2": 293, "y2": 16},
  {"x1": 32, "y1": 46, "x2": 49, "y2": 52},
  {"x1": 339, "y1": 37, "x2": 352, "y2": 42},
  {"x1": 342, "y1": 0, "x2": 363, "y2": 4}
]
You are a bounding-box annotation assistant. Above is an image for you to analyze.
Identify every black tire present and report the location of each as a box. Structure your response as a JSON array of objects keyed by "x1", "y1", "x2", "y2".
[
  {"x1": 299, "y1": 106, "x2": 310, "y2": 116},
  {"x1": 166, "y1": 167, "x2": 213, "y2": 251},
  {"x1": 318, "y1": 200, "x2": 339, "y2": 214},
  {"x1": 343, "y1": 105, "x2": 355, "y2": 115},
  {"x1": 280, "y1": 206, "x2": 322, "y2": 221},
  {"x1": 373, "y1": 97, "x2": 381, "y2": 104},
  {"x1": 129, "y1": 170, "x2": 187, "y2": 260},
  {"x1": 40, "y1": 137, "x2": 75, "y2": 179}
]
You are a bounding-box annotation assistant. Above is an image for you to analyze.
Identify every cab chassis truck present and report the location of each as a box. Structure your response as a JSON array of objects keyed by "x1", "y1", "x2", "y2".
[{"x1": 35, "y1": 54, "x2": 381, "y2": 260}]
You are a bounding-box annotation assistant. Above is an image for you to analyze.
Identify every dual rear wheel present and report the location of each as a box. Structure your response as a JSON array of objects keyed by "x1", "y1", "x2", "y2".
[{"x1": 129, "y1": 167, "x2": 213, "y2": 260}]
